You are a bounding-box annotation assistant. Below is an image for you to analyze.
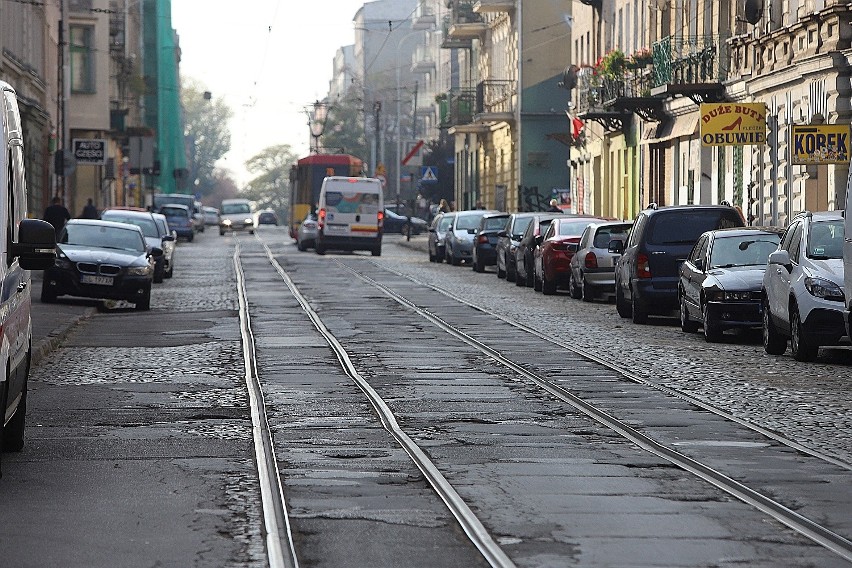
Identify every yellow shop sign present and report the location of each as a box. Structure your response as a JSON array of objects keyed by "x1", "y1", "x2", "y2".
[
  {"x1": 791, "y1": 124, "x2": 850, "y2": 164},
  {"x1": 700, "y1": 103, "x2": 766, "y2": 146}
]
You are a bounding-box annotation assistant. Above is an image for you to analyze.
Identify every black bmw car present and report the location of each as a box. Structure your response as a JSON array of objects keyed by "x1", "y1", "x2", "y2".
[
  {"x1": 41, "y1": 219, "x2": 160, "y2": 310},
  {"x1": 678, "y1": 226, "x2": 783, "y2": 342}
]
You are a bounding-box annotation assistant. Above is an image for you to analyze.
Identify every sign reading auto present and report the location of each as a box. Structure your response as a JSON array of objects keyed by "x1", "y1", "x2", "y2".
[
  {"x1": 700, "y1": 103, "x2": 766, "y2": 146},
  {"x1": 72, "y1": 138, "x2": 107, "y2": 165},
  {"x1": 791, "y1": 124, "x2": 850, "y2": 165}
]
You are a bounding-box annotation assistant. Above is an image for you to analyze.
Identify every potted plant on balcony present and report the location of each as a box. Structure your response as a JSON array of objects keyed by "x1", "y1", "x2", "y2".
[
  {"x1": 596, "y1": 49, "x2": 626, "y2": 78},
  {"x1": 628, "y1": 47, "x2": 653, "y2": 69}
]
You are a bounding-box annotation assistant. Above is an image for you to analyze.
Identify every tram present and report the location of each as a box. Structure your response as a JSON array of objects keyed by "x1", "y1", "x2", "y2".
[{"x1": 289, "y1": 153, "x2": 364, "y2": 239}]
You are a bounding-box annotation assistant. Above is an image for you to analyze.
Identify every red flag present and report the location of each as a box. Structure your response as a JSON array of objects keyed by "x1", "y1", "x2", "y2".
[{"x1": 571, "y1": 117, "x2": 584, "y2": 140}]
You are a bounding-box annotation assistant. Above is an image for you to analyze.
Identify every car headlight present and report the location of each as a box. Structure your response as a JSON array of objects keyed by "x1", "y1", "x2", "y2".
[
  {"x1": 244, "y1": 218, "x2": 253, "y2": 224},
  {"x1": 804, "y1": 276, "x2": 844, "y2": 301},
  {"x1": 127, "y1": 265, "x2": 152, "y2": 276},
  {"x1": 54, "y1": 257, "x2": 72, "y2": 269},
  {"x1": 222, "y1": 219, "x2": 232, "y2": 226}
]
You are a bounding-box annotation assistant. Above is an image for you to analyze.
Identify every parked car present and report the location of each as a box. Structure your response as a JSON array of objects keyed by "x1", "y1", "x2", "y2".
[
  {"x1": 472, "y1": 212, "x2": 509, "y2": 272},
  {"x1": 194, "y1": 200, "x2": 205, "y2": 233},
  {"x1": 514, "y1": 213, "x2": 563, "y2": 287},
  {"x1": 762, "y1": 211, "x2": 847, "y2": 361},
  {"x1": 257, "y1": 209, "x2": 279, "y2": 225},
  {"x1": 428, "y1": 212, "x2": 455, "y2": 263},
  {"x1": 41, "y1": 219, "x2": 158, "y2": 310},
  {"x1": 383, "y1": 209, "x2": 428, "y2": 235},
  {"x1": 534, "y1": 216, "x2": 610, "y2": 294},
  {"x1": 100, "y1": 209, "x2": 174, "y2": 283},
  {"x1": 158, "y1": 204, "x2": 194, "y2": 241},
  {"x1": 202, "y1": 206, "x2": 220, "y2": 226},
  {"x1": 679, "y1": 226, "x2": 783, "y2": 342},
  {"x1": 445, "y1": 210, "x2": 498, "y2": 265},
  {"x1": 151, "y1": 212, "x2": 177, "y2": 278},
  {"x1": 297, "y1": 212, "x2": 319, "y2": 251},
  {"x1": 612, "y1": 204, "x2": 745, "y2": 324},
  {"x1": 567, "y1": 221, "x2": 633, "y2": 301},
  {"x1": 496, "y1": 212, "x2": 537, "y2": 282}
]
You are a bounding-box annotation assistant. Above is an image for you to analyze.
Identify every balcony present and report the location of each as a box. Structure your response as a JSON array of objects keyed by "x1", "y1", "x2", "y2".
[
  {"x1": 438, "y1": 89, "x2": 478, "y2": 130},
  {"x1": 412, "y1": 5, "x2": 436, "y2": 30},
  {"x1": 441, "y1": 15, "x2": 473, "y2": 49},
  {"x1": 446, "y1": 0, "x2": 487, "y2": 41},
  {"x1": 474, "y1": 0, "x2": 515, "y2": 13},
  {"x1": 474, "y1": 79, "x2": 515, "y2": 123},
  {"x1": 651, "y1": 34, "x2": 730, "y2": 104},
  {"x1": 411, "y1": 44, "x2": 436, "y2": 74},
  {"x1": 575, "y1": 67, "x2": 631, "y2": 131}
]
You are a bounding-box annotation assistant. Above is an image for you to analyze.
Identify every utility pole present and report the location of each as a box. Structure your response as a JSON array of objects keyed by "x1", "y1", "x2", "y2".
[{"x1": 373, "y1": 101, "x2": 381, "y2": 176}]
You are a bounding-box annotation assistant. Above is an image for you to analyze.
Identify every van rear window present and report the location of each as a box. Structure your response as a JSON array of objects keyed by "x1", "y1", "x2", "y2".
[{"x1": 647, "y1": 211, "x2": 743, "y2": 245}]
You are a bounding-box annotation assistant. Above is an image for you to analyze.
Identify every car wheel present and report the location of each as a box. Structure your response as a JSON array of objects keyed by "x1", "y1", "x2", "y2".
[
  {"x1": 790, "y1": 304, "x2": 818, "y2": 362},
  {"x1": 702, "y1": 302, "x2": 723, "y2": 342},
  {"x1": 631, "y1": 294, "x2": 648, "y2": 324},
  {"x1": 582, "y1": 278, "x2": 595, "y2": 303},
  {"x1": 428, "y1": 249, "x2": 435, "y2": 262},
  {"x1": 371, "y1": 246, "x2": 381, "y2": 257},
  {"x1": 615, "y1": 284, "x2": 631, "y2": 318},
  {"x1": 297, "y1": 240, "x2": 306, "y2": 252},
  {"x1": 514, "y1": 265, "x2": 526, "y2": 287},
  {"x1": 400, "y1": 222, "x2": 409, "y2": 235},
  {"x1": 3, "y1": 375, "x2": 27, "y2": 453},
  {"x1": 219, "y1": 230, "x2": 226, "y2": 236},
  {"x1": 135, "y1": 284, "x2": 152, "y2": 311},
  {"x1": 506, "y1": 264, "x2": 516, "y2": 282},
  {"x1": 153, "y1": 261, "x2": 165, "y2": 284},
  {"x1": 679, "y1": 294, "x2": 699, "y2": 333},
  {"x1": 249, "y1": 230, "x2": 255, "y2": 235},
  {"x1": 435, "y1": 249, "x2": 444, "y2": 264},
  {"x1": 187, "y1": 233, "x2": 194, "y2": 242},
  {"x1": 40, "y1": 284, "x2": 57, "y2": 304},
  {"x1": 315, "y1": 244, "x2": 326, "y2": 255},
  {"x1": 762, "y1": 300, "x2": 787, "y2": 355},
  {"x1": 497, "y1": 264, "x2": 506, "y2": 279},
  {"x1": 542, "y1": 271, "x2": 556, "y2": 295},
  {"x1": 474, "y1": 257, "x2": 485, "y2": 273},
  {"x1": 533, "y1": 270, "x2": 542, "y2": 292},
  {"x1": 568, "y1": 272, "x2": 582, "y2": 300}
]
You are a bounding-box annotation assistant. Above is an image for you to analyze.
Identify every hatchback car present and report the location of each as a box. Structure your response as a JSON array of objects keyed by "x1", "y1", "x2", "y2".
[
  {"x1": 679, "y1": 226, "x2": 782, "y2": 342},
  {"x1": 158, "y1": 204, "x2": 194, "y2": 241},
  {"x1": 202, "y1": 206, "x2": 220, "y2": 226},
  {"x1": 383, "y1": 209, "x2": 428, "y2": 235},
  {"x1": 566, "y1": 220, "x2": 632, "y2": 300},
  {"x1": 534, "y1": 216, "x2": 608, "y2": 294},
  {"x1": 428, "y1": 212, "x2": 455, "y2": 263},
  {"x1": 612, "y1": 204, "x2": 745, "y2": 324},
  {"x1": 496, "y1": 213, "x2": 537, "y2": 282},
  {"x1": 445, "y1": 210, "x2": 498, "y2": 265},
  {"x1": 472, "y1": 212, "x2": 509, "y2": 272},
  {"x1": 100, "y1": 209, "x2": 174, "y2": 283},
  {"x1": 297, "y1": 212, "x2": 319, "y2": 251},
  {"x1": 762, "y1": 211, "x2": 847, "y2": 361},
  {"x1": 514, "y1": 213, "x2": 563, "y2": 287},
  {"x1": 41, "y1": 219, "x2": 158, "y2": 310},
  {"x1": 257, "y1": 210, "x2": 279, "y2": 225}
]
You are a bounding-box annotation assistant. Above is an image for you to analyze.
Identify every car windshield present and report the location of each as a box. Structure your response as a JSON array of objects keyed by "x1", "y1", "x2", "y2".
[
  {"x1": 61, "y1": 224, "x2": 145, "y2": 252},
  {"x1": 160, "y1": 207, "x2": 188, "y2": 218},
  {"x1": 222, "y1": 203, "x2": 251, "y2": 214},
  {"x1": 456, "y1": 213, "x2": 485, "y2": 231},
  {"x1": 807, "y1": 220, "x2": 844, "y2": 259},
  {"x1": 709, "y1": 233, "x2": 782, "y2": 268},
  {"x1": 647, "y1": 211, "x2": 743, "y2": 245},
  {"x1": 102, "y1": 214, "x2": 158, "y2": 238},
  {"x1": 512, "y1": 217, "x2": 533, "y2": 238},
  {"x1": 557, "y1": 220, "x2": 597, "y2": 236},
  {"x1": 483, "y1": 216, "x2": 508, "y2": 231},
  {"x1": 593, "y1": 224, "x2": 632, "y2": 248}
]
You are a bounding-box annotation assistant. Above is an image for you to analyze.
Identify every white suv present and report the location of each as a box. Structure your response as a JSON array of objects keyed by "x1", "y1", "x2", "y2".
[{"x1": 762, "y1": 211, "x2": 847, "y2": 361}]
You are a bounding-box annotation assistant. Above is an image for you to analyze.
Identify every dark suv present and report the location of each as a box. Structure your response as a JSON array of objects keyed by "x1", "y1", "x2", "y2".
[{"x1": 612, "y1": 204, "x2": 745, "y2": 324}]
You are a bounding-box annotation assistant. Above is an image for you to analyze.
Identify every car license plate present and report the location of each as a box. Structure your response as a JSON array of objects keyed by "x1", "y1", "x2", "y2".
[
  {"x1": 80, "y1": 274, "x2": 114, "y2": 286},
  {"x1": 326, "y1": 224, "x2": 347, "y2": 233}
]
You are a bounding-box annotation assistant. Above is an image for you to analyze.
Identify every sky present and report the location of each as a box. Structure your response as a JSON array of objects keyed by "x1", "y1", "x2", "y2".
[{"x1": 171, "y1": 1, "x2": 367, "y2": 187}]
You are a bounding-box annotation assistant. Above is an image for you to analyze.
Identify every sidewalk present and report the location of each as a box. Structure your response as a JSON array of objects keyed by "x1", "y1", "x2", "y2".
[{"x1": 29, "y1": 272, "x2": 96, "y2": 366}]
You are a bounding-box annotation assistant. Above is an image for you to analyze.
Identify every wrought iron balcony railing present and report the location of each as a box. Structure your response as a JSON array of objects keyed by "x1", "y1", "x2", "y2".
[
  {"x1": 475, "y1": 79, "x2": 515, "y2": 115},
  {"x1": 438, "y1": 88, "x2": 477, "y2": 128},
  {"x1": 652, "y1": 34, "x2": 730, "y2": 87}
]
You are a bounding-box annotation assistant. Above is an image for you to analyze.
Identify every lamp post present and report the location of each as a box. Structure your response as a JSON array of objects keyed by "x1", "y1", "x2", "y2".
[
  {"x1": 395, "y1": 31, "x2": 424, "y2": 211},
  {"x1": 307, "y1": 100, "x2": 330, "y2": 154}
]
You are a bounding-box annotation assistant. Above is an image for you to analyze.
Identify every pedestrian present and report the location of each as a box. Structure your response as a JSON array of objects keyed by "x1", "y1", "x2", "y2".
[
  {"x1": 43, "y1": 196, "x2": 71, "y2": 237},
  {"x1": 546, "y1": 198, "x2": 563, "y2": 213},
  {"x1": 438, "y1": 198, "x2": 450, "y2": 213},
  {"x1": 80, "y1": 198, "x2": 98, "y2": 219},
  {"x1": 475, "y1": 200, "x2": 485, "y2": 210}
]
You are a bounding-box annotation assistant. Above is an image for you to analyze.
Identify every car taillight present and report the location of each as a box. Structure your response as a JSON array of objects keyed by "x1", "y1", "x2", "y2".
[
  {"x1": 318, "y1": 208, "x2": 326, "y2": 229},
  {"x1": 585, "y1": 251, "x2": 598, "y2": 269},
  {"x1": 377, "y1": 210, "x2": 384, "y2": 228},
  {"x1": 477, "y1": 234, "x2": 488, "y2": 244},
  {"x1": 636, "y1": 253, "x2": 651, "y2": 278}
]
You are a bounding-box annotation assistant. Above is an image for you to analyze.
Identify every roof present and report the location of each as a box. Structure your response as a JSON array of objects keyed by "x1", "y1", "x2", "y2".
[
  {"x1": 709, "y1": 226, "x2": 784, "y2": 237},
  {"x1": 102, "y1": 209, "x2": 155, "y2": 220},
  {"x1": 67, "y1": 219, "x2": 144, "y2": 233}
]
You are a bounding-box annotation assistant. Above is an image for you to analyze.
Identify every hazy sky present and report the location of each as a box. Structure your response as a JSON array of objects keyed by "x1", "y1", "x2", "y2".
[{"x1": 171, "y1": 1, "x2": 366, "y2": 186}]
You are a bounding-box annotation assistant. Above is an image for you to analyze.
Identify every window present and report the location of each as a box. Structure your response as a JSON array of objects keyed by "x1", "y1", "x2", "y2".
[
  {"x1": 70, "y1": 25, "x2": 96, "y2": 93},
  {"x1": 788, "y1": 223, "x2": 803, "y2": 263}
]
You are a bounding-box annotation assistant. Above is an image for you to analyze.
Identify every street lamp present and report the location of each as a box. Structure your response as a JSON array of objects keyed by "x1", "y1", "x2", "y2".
[{"x1": 307, "y1": 100, "x2": 330, "y2": 154}]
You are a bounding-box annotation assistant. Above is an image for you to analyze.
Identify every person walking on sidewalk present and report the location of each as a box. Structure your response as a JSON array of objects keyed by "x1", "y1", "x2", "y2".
[
  {"x1": 80, "y1": 198, "x2": 98, "y2": 219},
  {"x1": 43, "y1": 196, "x2": 71, "y2": 237}
]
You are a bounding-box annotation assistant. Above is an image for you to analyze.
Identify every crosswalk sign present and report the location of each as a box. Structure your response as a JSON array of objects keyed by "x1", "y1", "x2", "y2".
[{"x1": 421, "y1": 166, "x2": 438, "y2": 183}]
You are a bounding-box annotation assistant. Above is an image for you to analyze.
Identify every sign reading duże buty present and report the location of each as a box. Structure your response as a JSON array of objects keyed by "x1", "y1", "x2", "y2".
[
  {"x1": 700, "y1": 103, "x2": 767, "y2": 147},
  {"x1": 791, "y1": 123, "x2": 850, "y2": 165}
]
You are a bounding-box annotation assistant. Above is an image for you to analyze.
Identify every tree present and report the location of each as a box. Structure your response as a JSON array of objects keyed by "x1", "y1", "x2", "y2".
[
  {"x1": 241, "y1": 144, "x2": 299, "y2": 222},
  {"x1": 421, "y1": 134, "x2": 454, "y2": 204},
  {"x1": 182, "y1": 78, "x2": 233, "y2": 198},
  {"x1": 321, "y1": 94, "x2": 368, "y2": 160}
]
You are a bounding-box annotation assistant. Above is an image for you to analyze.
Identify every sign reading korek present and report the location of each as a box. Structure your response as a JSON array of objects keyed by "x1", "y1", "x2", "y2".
[
  {"x1": 700, "y1": 103, "x2": 767, "y2": 146},
  {"x1": 72, "y1": 138, "x2": 107, "y2": 166}
]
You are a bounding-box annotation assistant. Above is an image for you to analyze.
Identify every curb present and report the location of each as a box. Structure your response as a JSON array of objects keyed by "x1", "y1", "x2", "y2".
[{"x1": 31, "y1": 307, "x2": 96, "y2": 368}]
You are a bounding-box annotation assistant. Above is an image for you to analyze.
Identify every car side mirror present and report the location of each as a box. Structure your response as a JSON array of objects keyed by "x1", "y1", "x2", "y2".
[
  {"x1": 768, "y1": 250, "x2": 792, "y2": 272},
  {"x1": 149, "y1": 246, "x2": 164, "y2": 257},
  {"x1": 11, "y1": 219, "x2": 56, "y2": 270},
  {"x1": 608, "y1": 239, "x2": 624, "y2": 254},
  {"x1": 162, "y1": 235, "x2": 175, "y2": 242},
  {"x1": 534, "y1": 235, "x2": 544, "y2": 246},
  {"x1": 693, "y1": 258, "x2": 704, "y2": 271}
]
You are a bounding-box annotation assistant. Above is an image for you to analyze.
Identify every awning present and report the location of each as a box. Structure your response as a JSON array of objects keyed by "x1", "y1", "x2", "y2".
[{"x1": 641, "y1": 113, "x2": 698, "y2": 145}]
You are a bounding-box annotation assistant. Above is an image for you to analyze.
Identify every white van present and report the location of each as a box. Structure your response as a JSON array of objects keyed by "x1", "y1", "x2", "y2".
[
  {"x1": 219, "y1": 198, "x2": 254, "y2": 236},
  {"x1": 315, "y1": 176, "x2": 384, "y2": 256},
  {"x1": 0, "y1": 81, "x2": 59, "y2": 475}
]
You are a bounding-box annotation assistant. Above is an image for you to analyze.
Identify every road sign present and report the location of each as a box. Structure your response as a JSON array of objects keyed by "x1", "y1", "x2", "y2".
[
  {"x1": 791, "y1": 124, "x2": 850, "y2": 164},
  {"x1": 72, "y1": 138, "x2": 107, "y2": 165},
  {"x1": 402, "y1": 140, "x2": 424, "y2": 166},
  {"x1": 376, "y1": 174, "x2": 387, "y2": 189},
  {"x1": 421, "y1": 166, "x2": 438, "y2": 183}
]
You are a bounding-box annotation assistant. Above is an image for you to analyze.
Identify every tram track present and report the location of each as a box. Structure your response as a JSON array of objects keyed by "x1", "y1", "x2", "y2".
[{"x1": 242, "y1": 233, "x2": 852, "y2": 565}]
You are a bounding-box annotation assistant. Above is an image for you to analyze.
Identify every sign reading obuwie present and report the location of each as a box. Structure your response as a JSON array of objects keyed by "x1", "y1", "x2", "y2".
[{"x1": 700, "y1": 103, "x2": 766, "y2": 146}]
